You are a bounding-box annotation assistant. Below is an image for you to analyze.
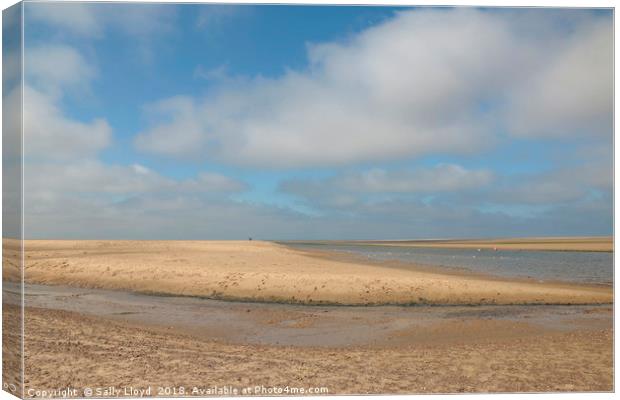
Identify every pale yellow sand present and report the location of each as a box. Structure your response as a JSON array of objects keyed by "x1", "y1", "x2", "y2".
[
  {"x1": 294, "y1": 236, "x2": 614, "y2": 252},
  {"x1": 10, "y1": 305, "x2": 612, "y2": 395},
  {"x1": 4, "y1": 239, "x2": 612, "y2": 305}
]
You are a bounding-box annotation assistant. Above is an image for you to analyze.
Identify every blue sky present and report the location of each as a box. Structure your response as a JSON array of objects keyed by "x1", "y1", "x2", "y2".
[{"x1": 6, "y1": 3, "x2": 613, "y2": 239}]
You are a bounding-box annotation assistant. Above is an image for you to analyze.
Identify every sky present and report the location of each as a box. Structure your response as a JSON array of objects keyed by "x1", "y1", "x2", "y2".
[{"x1": 3, "y1": 3, "x2": 614, "y2": 240}]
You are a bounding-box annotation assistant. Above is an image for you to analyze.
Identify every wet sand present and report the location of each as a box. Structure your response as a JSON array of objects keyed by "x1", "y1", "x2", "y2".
[
  {"x1": 7, "y1": 240, "x2": 613, "y2": 305},
  {"x1": 292, "y1": 236, "x2": 613, "y2": 252},
  {"x1": 9, "y1": 283, "x2": 611, "y2": 348},
  {"x1": 3, "y1": 239, "x2": 613, "y2": 395},
  {"x1": 7, "y1": 299, "x2": 612, "y2": 395}
]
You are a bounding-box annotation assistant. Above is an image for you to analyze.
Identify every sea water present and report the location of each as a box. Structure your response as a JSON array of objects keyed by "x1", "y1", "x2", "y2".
[{"x1": 284, "y1": 243, "x2": 613, "y2": 285}]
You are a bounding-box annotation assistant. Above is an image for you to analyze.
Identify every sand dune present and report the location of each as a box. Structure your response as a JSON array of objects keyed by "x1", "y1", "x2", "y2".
[{"x1": 4, "y1": 239, "x2": 612, "y2": 305}]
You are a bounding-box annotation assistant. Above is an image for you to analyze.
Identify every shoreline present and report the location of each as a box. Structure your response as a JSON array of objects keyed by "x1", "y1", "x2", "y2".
[
  {"x1": 282, "y1": 242, "x2": 613, "y2": 289},
  {"x1": 283, "y1": 236, "x2": 614, "y2": 253},
  {"x1": 5, "y1": 239, "x2": 614, "y2": 306}
]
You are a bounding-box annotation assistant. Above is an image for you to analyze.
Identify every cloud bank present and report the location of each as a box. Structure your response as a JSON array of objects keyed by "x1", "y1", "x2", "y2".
[
  {"x1": 18, "y1": 6, "x2": 613, "y2": 239},
  {"x1": 135, "y1": 8, "x2": 612, "y2": 168}
]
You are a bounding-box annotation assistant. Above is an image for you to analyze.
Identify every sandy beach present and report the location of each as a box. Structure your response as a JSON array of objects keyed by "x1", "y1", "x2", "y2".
[
  {"x1": 7, "y1": 302, "x2": 612, "y2": 395},
  {"x1": 4, "y1": 3, "x2": 613, "y2": 396},
  {"x1": 2, "y1": 238, "x2": 613, "y2": 396},
  {"x1": 6, "y1": 240, "x2": 613, "y2": 305}
]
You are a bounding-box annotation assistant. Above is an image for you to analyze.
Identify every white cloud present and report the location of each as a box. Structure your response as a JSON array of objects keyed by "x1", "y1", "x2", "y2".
[
  {"x1": 18, "y1": 39, "x2": 248, "y2": 240},
  {"x1": 19, "y1": 42, "x2": 108, "y2": 161},
  {"x1": 23, "y1": 185, "x2": 612, "y2": 240},
  {"x1": 507, "y1": 18, "x2": 612, "y2": 138},
  {"x1": 338, "y1": 164, "x2": 494, "y2": 193},
  {"x1": 193, "y1": 172, "x2": 247, "y2": 192},
  {"x1": 19, "y1": 42, "x2": 111, "y2": 162},
  {"x1": 134, "y1": 96, "x2": 208, "y2": 158},
  {"x1": 26, "y1": 2, "x2": 175, "y2": 39},
  {"x1": 23, "y1": 193, "x2": 310, "y2": 240},
  {"x1": 134, "y1": 9, "x2": 612, "y2": 168},
  {"x1": 25, "y1": 45, "x2": 96, "y2": 96},
  {"x1": 24, "y1": 160, "x2": 245, "y2": 197},
  {"x1": 27, "y1": 3, "x2": 102, "y2": 37},
  {"x1": 17, "y1": 7, "x2": 613, "y2": 240},
  {"x1": 279, "y1": 157, "x2": 612, "y2": 221},
  {"x1": 492, "y1": 162, "x2": 612, "y2": 205},
  {"x1": 132, "y1": 164, "x2": 150, "y2": 175},
  {"x1": 280, "y1": 164, "x2": 493, "y2": 209},
  {"x1": 23, "y1": 85, "x2": 111, "y2": 161}
]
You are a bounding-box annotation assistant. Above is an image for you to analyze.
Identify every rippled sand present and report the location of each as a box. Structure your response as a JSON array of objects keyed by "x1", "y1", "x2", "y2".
[{"x1": 10, "y1": 304, "x2": 612, "y2": 395}]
